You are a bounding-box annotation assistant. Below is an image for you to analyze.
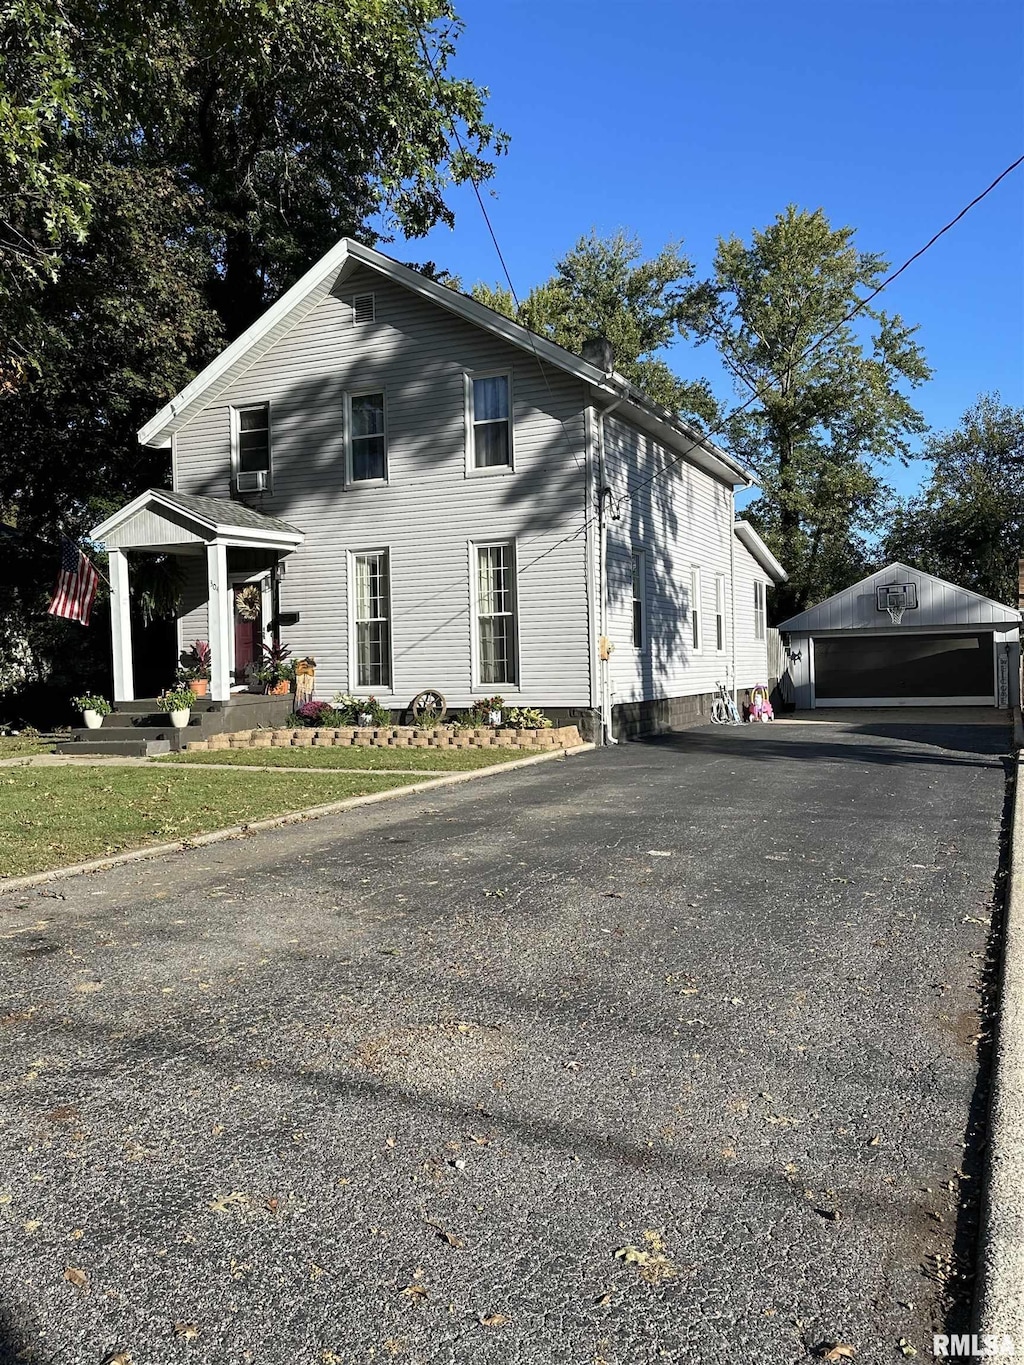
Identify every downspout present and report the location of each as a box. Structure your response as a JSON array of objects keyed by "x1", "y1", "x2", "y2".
[
  {"x1": 595, "y1": 389, "x2": 628, "y2": 745},
  {"x1": 731, "y1": 478, "x2": 755, "y2": 713}
]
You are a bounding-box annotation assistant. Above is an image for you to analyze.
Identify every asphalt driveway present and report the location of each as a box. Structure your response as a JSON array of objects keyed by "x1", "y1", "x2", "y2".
[{"x1": 0, "y1": 716, "x2": 1011, "y2": 1364}]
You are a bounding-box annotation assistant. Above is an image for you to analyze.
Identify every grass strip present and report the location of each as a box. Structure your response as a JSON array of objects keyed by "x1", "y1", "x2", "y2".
[{"x1": 0, "y1": 766, "x2": 420, "y2": 878}]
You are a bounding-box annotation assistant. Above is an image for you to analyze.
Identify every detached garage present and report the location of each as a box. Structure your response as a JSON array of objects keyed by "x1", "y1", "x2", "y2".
[{"x1": 778, "y1": 564, "x2": 1021, "y2": 710}]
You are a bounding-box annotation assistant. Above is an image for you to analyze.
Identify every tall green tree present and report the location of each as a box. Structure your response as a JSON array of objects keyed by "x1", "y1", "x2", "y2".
[
  {"x1": 682, "y1": 206, "x2": 931, "y2": 617},
  {"x1": 883, "y1": 394, "x2": 1024, "y2": 605},
  {"x1": 0, "y1": 0, "x2": 506, "y2": 536},
  {"x1": 471, "y1": 231, "x2": 718, "y2": 424}
]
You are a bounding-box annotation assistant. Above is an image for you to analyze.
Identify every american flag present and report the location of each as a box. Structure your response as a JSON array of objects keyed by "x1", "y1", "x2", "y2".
[{"x1": 47, "y1": 537, "x2": 100, "y2": 625}]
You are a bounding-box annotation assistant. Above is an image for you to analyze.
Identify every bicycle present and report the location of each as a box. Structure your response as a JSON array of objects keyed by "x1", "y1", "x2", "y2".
[{"x1": 710, "y1": 677, "x2": 743, "y2": 725}]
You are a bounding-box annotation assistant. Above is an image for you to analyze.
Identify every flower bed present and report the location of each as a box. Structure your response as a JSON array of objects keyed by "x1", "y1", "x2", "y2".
[{"x1": 182, "y1": 723, "x2": 582, "y2": 754}]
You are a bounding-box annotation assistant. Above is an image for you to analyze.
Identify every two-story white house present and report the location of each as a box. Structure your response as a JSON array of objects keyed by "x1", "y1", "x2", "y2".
[{"x1": 90, "y1": 238, "x2": 786, "y2": 741}]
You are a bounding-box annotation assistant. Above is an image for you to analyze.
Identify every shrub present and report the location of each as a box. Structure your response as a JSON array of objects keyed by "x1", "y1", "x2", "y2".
[
  {"x1": 331, "y1": 693, "x2": 391, "y2": 726},
  {"x1": 504, "y1": 706, "x2": 553, "y2": 729},
  {"x1": 297, "y1": 700, "x2": 344, "y2": 727}
]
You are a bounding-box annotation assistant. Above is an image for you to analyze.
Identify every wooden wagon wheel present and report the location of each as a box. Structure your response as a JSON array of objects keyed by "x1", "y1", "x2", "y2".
[{"x1": 410, "y1": 688, "x2": 447, "y2": 722}]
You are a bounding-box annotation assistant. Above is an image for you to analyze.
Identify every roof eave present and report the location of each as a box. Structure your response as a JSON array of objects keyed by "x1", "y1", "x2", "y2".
[{"x1": 733, "y1": 520, "x2": 787, "y2": 583}]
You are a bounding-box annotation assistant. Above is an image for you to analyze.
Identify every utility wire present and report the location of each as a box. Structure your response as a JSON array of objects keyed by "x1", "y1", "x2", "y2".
[
  {"x1": 414, "y1": 20, "x2": 1022, "y2": 568},
  {"x1": 518, "y1": 150, "x2": 1024, "y2": 571},
  {"x1": 415, "y1": 21, "x2": 586, "y2": 472}
]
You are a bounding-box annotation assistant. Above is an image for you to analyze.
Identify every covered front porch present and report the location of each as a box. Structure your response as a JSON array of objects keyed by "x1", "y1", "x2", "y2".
[{"x1": 90, "y1": 489, "x2": 304, "y2": 702}]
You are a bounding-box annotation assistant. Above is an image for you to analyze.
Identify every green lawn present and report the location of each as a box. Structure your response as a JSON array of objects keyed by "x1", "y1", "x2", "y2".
[
  {"x1": 0, "y1": 767, "x2": 422, "y2": 878},
  {"x1": 0, "y1": 735, "x2": 55, "y2": 760},
  {"x1": 160, "y1": 744, "x2": 535, "y2": 771}
]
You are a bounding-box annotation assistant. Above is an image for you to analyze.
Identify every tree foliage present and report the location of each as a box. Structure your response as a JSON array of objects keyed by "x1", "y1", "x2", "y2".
[
  {"x1": 682, "y1": 206, "x2": 931, "y2": 617},
  {"x1": 883, "y1": 394, "x2": 1024, "y2": 606},
  {"x1": 471, "y1": 231, "x2": 718, "y2": 425},
  {"x1": 0, "y1": 0, "x2": 506, "y2": 537}
]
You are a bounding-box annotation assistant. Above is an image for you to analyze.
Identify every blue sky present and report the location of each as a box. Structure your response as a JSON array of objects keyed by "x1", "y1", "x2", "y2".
[{"x1": 402, "y1": 0, "x2": 1024, "y2": 502}]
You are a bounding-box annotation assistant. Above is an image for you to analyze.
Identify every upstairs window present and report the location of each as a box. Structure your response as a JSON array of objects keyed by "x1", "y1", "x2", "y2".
[
  {"x1": 632, "y1": 551, "x2": 645, "y2": 649},
  {"x1": 233, "y1": 404, "x2": 271, "y2": 492},
  {"x1": 352, "y1": 550, "x2": 391, "y2": 688},
  {"x1": 347, "y1": 392, "x2": 386, "y2": 483},
  {"x1": 754, "y1": 580, "x2": 766, "y2": 640},
  {"x1": 468, "y1": 374, "x2": 512, "y2": 470},
  {"x1": 475, "y1": 542, "x2": 518, "y2": 685}
]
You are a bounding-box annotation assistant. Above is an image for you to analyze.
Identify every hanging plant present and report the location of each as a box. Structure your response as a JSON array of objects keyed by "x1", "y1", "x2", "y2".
[
  {"x1": 235, "y1": 584, "x2": 262, "y2": 621},
  {"x1": 130, "y1": 554, "x2": 186, "y2": 626}
]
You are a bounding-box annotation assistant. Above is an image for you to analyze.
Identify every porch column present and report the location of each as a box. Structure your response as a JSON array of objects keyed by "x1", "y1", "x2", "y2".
[
  {"x1": 108, "y1": 548, "x2": 134, "y2": 702},
  {"x1": 207, "y1": 542, "x2": 232, "y2": 701}
]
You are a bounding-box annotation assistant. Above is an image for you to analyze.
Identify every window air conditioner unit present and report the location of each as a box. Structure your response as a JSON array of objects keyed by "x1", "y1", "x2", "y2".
[{"x1": 236, "y1": 469, "x2": 268, "y2": 493}]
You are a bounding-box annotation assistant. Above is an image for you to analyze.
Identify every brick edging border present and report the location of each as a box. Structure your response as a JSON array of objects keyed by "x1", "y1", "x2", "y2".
[{"x1": 0, "y1": 743, "x2": 595, "y2": 895}]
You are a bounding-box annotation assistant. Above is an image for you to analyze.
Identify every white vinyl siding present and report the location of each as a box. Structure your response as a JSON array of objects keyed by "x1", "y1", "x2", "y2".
[
  {"x1": 347, "y1": 391, "x2": 387, "y2": 483},
  {"x1": 733, "y1": 539, "x2": 773, "y2": 690},
  {"x1": 474, "y1": 541, "x2": 518, "y2": 687},
  {"x1": 467, "y1": 372, "x2": 512, "y2": 471},
  {"x1": 351, "y1": 550, "x2": 392, "y2": 690},
  {"x1": 172, "y1": 265, "x2": 591, "y2": 706},
  {"x1": 603, "y1": 415, "x2": 769, "y2": 704}
]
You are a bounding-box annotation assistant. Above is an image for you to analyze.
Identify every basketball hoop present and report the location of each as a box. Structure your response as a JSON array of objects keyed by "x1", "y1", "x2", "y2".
[{"x1": 876, "y1": 582, "x2": 917, "y2": 626}]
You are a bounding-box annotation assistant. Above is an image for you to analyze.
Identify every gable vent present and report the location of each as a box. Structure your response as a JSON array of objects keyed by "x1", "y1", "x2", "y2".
[{"x1": 349, "y1": 293, "x2": 375, "y2": 325}]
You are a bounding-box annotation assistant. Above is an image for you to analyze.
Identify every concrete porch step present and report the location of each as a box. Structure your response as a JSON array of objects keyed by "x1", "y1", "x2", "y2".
[{"x1": 114, "y1": 697, "x2": 224, "y2": 716}]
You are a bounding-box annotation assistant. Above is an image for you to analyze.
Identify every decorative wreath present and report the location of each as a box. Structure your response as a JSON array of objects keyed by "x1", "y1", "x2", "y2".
[{"x1": 234, "y1": 584, "x2": 262, "y2": 621}]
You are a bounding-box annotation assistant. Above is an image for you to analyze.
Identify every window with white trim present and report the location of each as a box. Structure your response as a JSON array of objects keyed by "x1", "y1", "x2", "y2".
[
  {"x1": 475, "y1": 542, "x2": 518, "y2": 685},
  {"x1": 754, "y1": 580, "x2": 766, "y2": 640},
  {"x1": 690, "y1": 566, "x2": 702, "y2": 652},
  {"x1": 715, "y1": 574, "x2": 726, "y2": 652},
  {"x1": 631, "y1": 551, "x2": 645, "y2": 649},
  {"x1": 232, "y1": 404, "x2": 271, "y2": 492},
  {"x1": 469, "y1": 374, "x2": 512, "y2": 469},
  {"x1": 353, "y1": 551, "x2": 391, "y2": 688},
  {"x1": 347, "y1": 392, "x2": 386, "y2": 483}
]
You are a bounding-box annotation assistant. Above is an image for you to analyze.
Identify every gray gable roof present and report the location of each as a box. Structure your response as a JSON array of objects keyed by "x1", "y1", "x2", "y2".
[
  {"x1": 90, "y1": 488, "x2": 304, "y2": 547},
  {"x1": 777, "y1": 562, "x2": 1021, "y2": 633},
  {"x1": 135, "y1": 238, "x2": 755, "y2": 490},
  {"x1": 157, "y1": 490, "x2": 301, "y2": 536}
]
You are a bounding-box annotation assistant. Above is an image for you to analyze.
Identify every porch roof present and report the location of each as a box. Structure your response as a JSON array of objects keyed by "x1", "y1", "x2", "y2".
[{"x1": 90, "y1": 489, "x2": 304, "y2": 552}]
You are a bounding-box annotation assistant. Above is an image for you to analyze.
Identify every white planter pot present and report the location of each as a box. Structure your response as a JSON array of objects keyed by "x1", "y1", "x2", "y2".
[
  {"x1": 82, "y1": 710, "x2": 103, "y2": 730},
  {"x1": 170, "y1": 709, "x2": 191, "y2": 729}
]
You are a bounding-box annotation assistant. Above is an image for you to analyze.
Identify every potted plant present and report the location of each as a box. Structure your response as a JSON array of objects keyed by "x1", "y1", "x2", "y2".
[
  {"x1": 157, "y1": 688, "x2": 195, "y2": 729},
  {"x1": 183, "y1": 640, "x2": 211, "y2": 698},
  {"x1": 72, "y1": 694, "x2": 112, "y2": 730},
  {"x1": 256, "y1": 640, "x2": 293, "y2": 696},
  {"x1": 486, "y1": 695, "x2": 505, "y2": 727}
]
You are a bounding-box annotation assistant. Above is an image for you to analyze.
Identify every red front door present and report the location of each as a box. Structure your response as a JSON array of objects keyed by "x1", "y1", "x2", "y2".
[{"x1": 232, "y1": 585, "x2": 262, "y2": 684}]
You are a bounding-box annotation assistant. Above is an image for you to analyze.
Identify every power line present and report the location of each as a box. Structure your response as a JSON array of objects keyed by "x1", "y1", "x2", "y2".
[
  {"x1": 415, "y1": 22, "x2": 587, "y2": 472},
  {"x1": 518, "y1": 150, "x2": 1024, "y2": 571}
]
